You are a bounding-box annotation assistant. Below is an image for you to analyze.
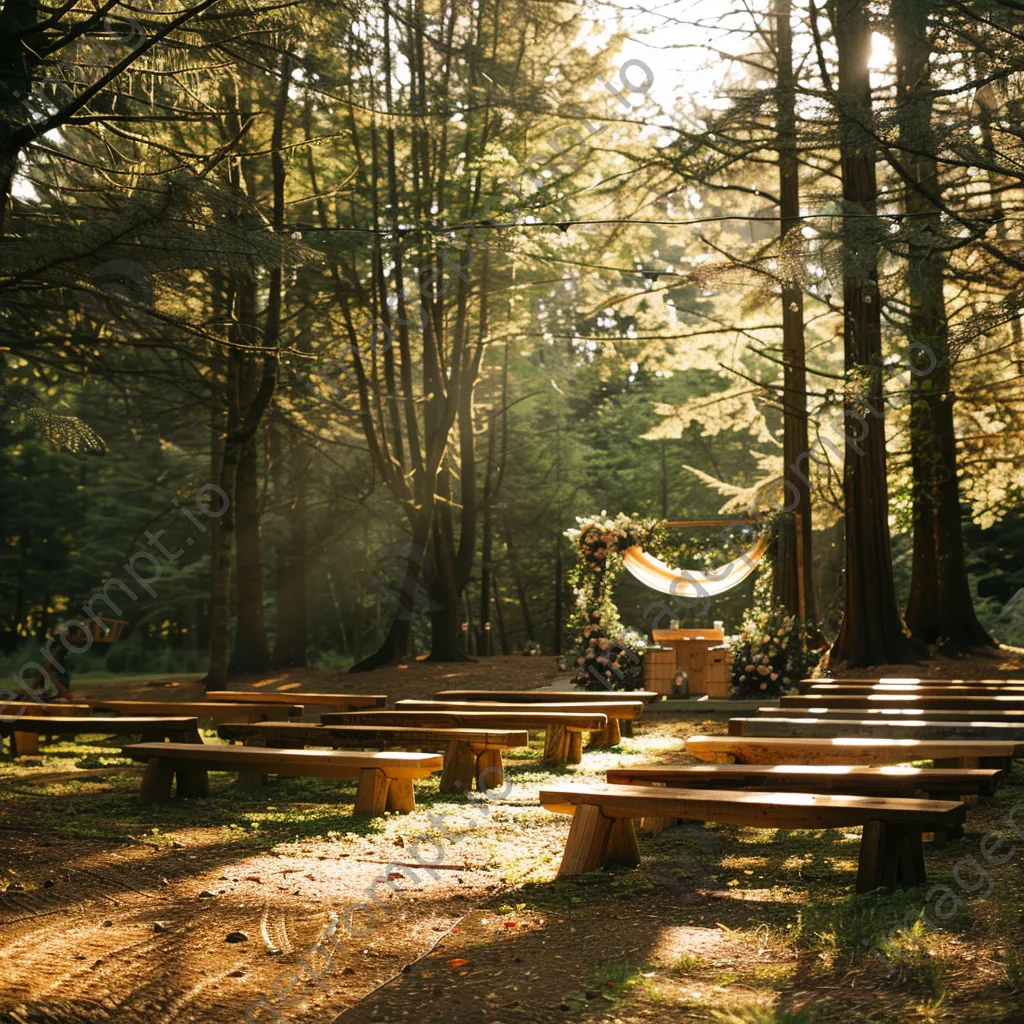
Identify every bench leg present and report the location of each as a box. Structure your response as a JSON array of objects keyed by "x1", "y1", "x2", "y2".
[
  {"x1": 176, "y1": 764, "x2": 210, "y2": 799},
  {"x1": 566, "y1": 731, "x2": 583, "y2": 764},
  {"x1": 857, "y1": 822, "x2": 928, "y2": 893},
  {"x1": 385, "y1": 778, "x2": 415, "y2": 813},
  {"x1": 606, "y1": 818, "x2": 641, "y2": 868},
  {"x1": 558, "y1": 804, "x2": 616, "y2": 877},
  {"x1": 440, "y1": 740, "x2": 477, "y2": 794},
  {"x1": 354, "y1": 768, "x2": 390, "y2": 816},
  {"x1": 543, "y1": 726, "x2": 570, "y2": 766},
  {"x1": 138, "y1": 758, "x2": 174, "y2": 804},
  {"x1": 621, "y1": 719, "x2": 634, "y2": 739},
  {"x1": 475, "y1": 748, "x2": 504, "y2": 791},
  {"x1": 12, "y1": 732, "x2": 39, "y2": 756},
  {"x1": 587, "y1": 720, "x2": 621, "y2": 749}
]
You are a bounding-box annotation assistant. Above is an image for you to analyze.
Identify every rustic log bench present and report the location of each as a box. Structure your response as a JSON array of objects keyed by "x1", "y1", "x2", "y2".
[
  {"x1": 206, "y1": 691, "x2": 387, "y2": 711},
  {"x1": 435, "y1": 690, "x2": 659, "y2": 739},
  {"x1": 730, "y1": 716, "x2": 1024, "y2": 744},
  {"x1": 801, "y1": 677, "x2": 1024, "y2": 691},
  {"x1": 0, "y1": 703, "x2": 92, "y2": 755},
  {"x1": 322, "y1": 709, "x2": 608, "y2": 765},
  {"x1": 2, "y1": 716, "x2": 201, "y2": 757},
  {"x1": 539, "y1": 782, "x2": 966, "y2": 891},
  {"x1": 685, "y1": 735, "x2": 1017, "y2": 770},
  {"x1": 605, "y1": 763, "x2": 1002, "y2": 799},
  {"x1": 396, "y1": 698, "x2": 641, "y2": 750},
  {"x1": 781, "y1": 694, "x2": 1024, "y2": 712},
  {"x1": 89, "y1": 700, "x2": 302, "y2": 723},
  {"x1": 120, "y1": 743, "x2": 443, "y2": 815},
  {"x1": 436, "y1": 689, "x2": 660, "y2": 703},
  {"x1": 806, "y1": 683, "x2": 1024, "y2": 697},
  {"x1": 606, "y1": 762, "x2": 1001, "y2": 840},
  {"x1": 216, "y1": 721, "x2": 528, "y2": 793},
  {"x1": 758, "y1": 706, "x2": 1024, "y2": 721}
]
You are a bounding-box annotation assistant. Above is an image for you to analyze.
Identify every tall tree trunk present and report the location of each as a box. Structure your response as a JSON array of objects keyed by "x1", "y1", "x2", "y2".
[
  {"x1": 204, "y1": 406, "x2": 239, "y2": 689},
  {"x1": 894, "y1": 0, "x2": 994, "y2": 651},
  {"x1": 350, "y1": 510, "x2": 432, "y2": 671},
  {"x1": 774, "y1": 0, "x2": 817, "y2": 622},
  {"x1": 828, "y1": 0, "x2": 920, "y2": 667},
  {"x1": 229, "y1": 426, "x2": 271, "y2": 675},
  {"x1": 272, "y1": 430, "x2": 310, "y2": 667},
  {"x1": 503, "y1": 513, "x2": 537, "y2": 643},
  {"x1": 427, "y1": 498, "x2": 471, "y2": 662},
  {"x1": 478, "y1": 499, "x2": 493, "y2": 656}
]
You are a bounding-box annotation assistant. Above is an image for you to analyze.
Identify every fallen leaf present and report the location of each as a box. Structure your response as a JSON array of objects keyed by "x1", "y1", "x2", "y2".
[{"x1": 447, "y1": 958, "x2": 469, "y2": 969}]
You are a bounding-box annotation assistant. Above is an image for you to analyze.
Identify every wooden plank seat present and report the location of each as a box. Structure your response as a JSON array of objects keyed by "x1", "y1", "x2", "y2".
[
  {"x1": 205, "y1": 691, "x2": 387, "y2": 710},
  {"x1": 0, "y1": 703, "x2": 92, "y2": 754},
  {"x1": 801, "y1": 677, "x2": 1024, "y2": 691},
  {"x1": 539, "y1": 782, "x2": 967, "y2": 892},
  {"x1": 1, "y1": 702, "x2": 92, "y2": 717},
  {"x1": 807, "y1": 683, "x2": 1024, "y2": 697},
  {"x1": 322, "y1": 709, "x2": 608, "y2": 766},
  {"x1": 605, "y1": 763, "x2": 1002, "y2": 799},
  {"x1": 606, "y1": 762, "x2": 1001, "y2": 841},
  {"x1": 759, "y1": 706, "x2": 1024, "y2": 721},
  {"x1": 730, "y1": 717, "x2": 1024, "y2": 745},
  {"x1": 88, "y1": 700, "x2": 302, "y2": 723},
  {"x1": 2, "y1": 716, "x2": 201, "y2": 757},
  {"x1": 435, "y1": 690, "x2": 658, "y2": 740},
  {"x1": 436, "y1": 689, "x2": 660, "y2": 703},
  {"x1": 397, "y1": 698, "x2": 641, "y2": 750},
  {"x1": 216, "y1": 721, "x2": 528, "y2": 793},
  {"x1": 781, "y1": 694, "x2": 1024, "y2": 712},
  {"x1": 120, "y1": 742, "x2": 443, "y2": 815},
  {"x1": 686, "y1": 735, "x2": 1017, "y2": 770}
]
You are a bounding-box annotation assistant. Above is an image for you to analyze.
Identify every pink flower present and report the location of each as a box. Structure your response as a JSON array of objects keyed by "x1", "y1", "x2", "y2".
[
  {"x1": 589, "y1": 638, "x2": 598, "y2": 648},
  {"x1": 598, "y1": 638, "x2": 610, "y2": 651},
  {"x1": 583, "y1": 626, "x2": 592, "y2": 638},
  {"x1": 759, "y1": 682, "x2": 767, "y2": 690}
]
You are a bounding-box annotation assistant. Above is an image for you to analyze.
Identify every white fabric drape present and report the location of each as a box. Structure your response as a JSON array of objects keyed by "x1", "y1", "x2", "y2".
[{"x1": 621, "y1": 534, "x2": 770, "y2": 598}]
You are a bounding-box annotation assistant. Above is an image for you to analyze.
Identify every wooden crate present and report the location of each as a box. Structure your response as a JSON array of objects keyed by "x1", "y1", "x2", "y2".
[{"x1": 644, "y1": 646, "x2": 678, "y2": 696}]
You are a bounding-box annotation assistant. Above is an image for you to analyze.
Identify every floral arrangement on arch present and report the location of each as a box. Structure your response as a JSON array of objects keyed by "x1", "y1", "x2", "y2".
[{"x1": 565, "y1": 512, "x2": 663, "y2": 691}]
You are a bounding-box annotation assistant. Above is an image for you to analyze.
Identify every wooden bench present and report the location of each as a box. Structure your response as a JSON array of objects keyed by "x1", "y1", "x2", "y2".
[
  {"x1": 802, "y1": 677, "x2": 1024, "y2": 690},
  {"x1": 605, "y1": 763, "x2": 1002, "y2": 799},
  {"x1": 759, "y1": 705, "x2": 1024, "y2": 721},
  {"x1": 606, "y1": 762, "x2": 1000, "y2": 840},
  {"x1": 120, "y1": 743, "x2": 443, "y2": 815},
  {"x1": 806, "y1": 683, "x2": 1024, "y2": 697},
  {"x1": 539, "y1": 782, "x2": 966, "y2": 891},
  {"x1": 216, "y1": 721, "x2": 528, "y2": 793},
  {"x1": 781, "y1": 694, "x2": 1024, "y2": 712},
  {"x1": 0, "y1": 703, "x2": 92, "y2": 754},
  {"x1": 2, "y1": 716, "x2": 201, "y2": 757},
  {"x1": 206, "y1": 691, "x2": 387, "y2": 711},
  {"x1": 730, "y1": 717, "x2": 1024, "y2": 745},
  {"x1": 397, "y1": 698, "x2": 641, "y2": 749},
  {"x1": 88, "y1": 700, "x2": 302, "y2": 722},
  {"x1": 322, "y1": 709, "x2": 608, "y2": 765},
  {"x1": 436, "y1": 689, "x2": 660, "y2": 704},
  {"x1": 435, "y1": 690, "x2": 658, "y2": 739},
  {"x1": 686, "y1": 735, "x2": 1017, "y2": 770}
]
